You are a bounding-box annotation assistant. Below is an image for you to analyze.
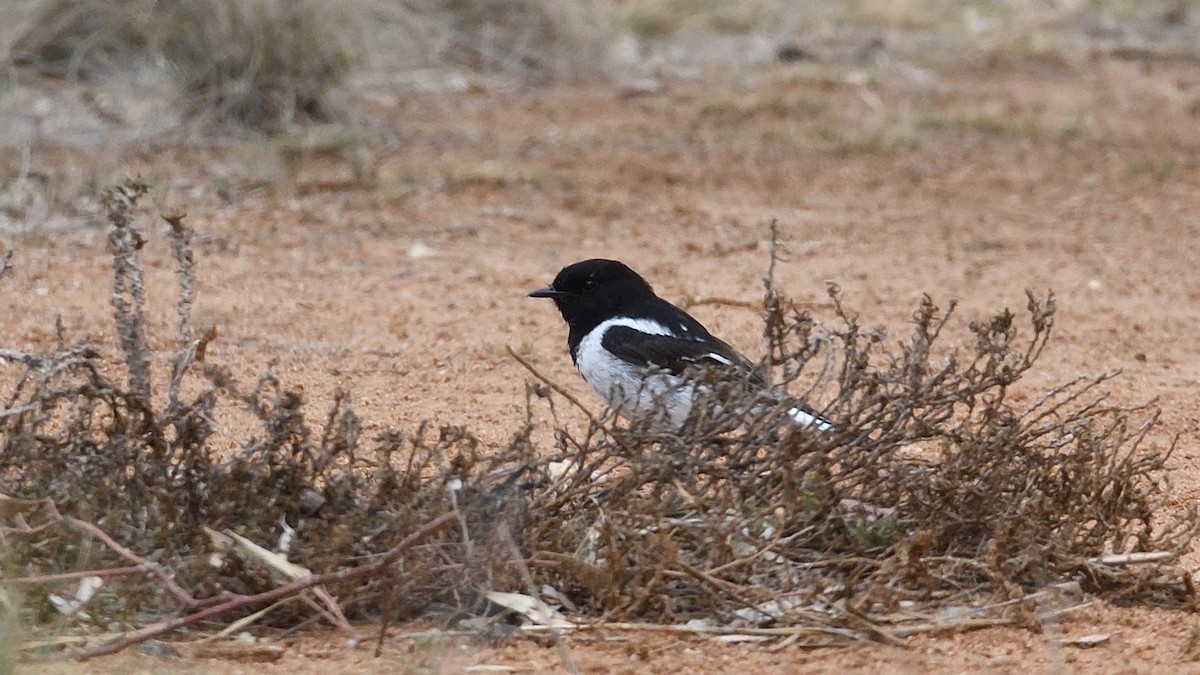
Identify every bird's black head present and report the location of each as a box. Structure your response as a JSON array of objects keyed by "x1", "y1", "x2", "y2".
[{"x1": 528, "y1": 259, "x2": 657, "y2": 334}]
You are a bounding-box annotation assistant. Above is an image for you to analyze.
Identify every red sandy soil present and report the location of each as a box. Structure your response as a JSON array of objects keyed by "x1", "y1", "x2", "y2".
[{"x1": 6, "y1": 56, "x2": 1200, "y2": 672}]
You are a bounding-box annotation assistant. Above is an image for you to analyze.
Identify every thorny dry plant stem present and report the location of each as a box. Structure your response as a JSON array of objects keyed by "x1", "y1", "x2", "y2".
[{"x1": 105, "y1": 181, "x2": 152, "y2": 401}]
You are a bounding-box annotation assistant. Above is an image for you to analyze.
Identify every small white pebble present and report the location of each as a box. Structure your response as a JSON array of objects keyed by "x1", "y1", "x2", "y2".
[
  {"x1": 1086, "y1": 279, "x2": 1103, "y2": 291},
  {"x1": 408, "y1": 242, "x2": 437, "y2": 260},
  {"x1": 846, "y1": 71, "x2": 870, "y2": 86}
]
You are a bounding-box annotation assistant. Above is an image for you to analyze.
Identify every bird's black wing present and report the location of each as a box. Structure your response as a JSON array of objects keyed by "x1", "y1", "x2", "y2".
[
  {"x1": 600, "y1": 326, "x2": 757, "y2": 378},
  {"x1": 602, "y1": 326, "x2": 833, "y2": 430}
]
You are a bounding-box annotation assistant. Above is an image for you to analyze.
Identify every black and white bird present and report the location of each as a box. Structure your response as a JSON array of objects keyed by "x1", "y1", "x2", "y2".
[{"x1": 528, "y1": 259, "x2": 832, "y2": 432}]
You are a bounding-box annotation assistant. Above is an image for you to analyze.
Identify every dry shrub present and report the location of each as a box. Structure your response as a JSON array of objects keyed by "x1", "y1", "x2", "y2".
[
  {"x1": 428, "y1": 0, "x2": 610, "y2": 82},
  {"x1": 0, "y1": 183, "x2": 532, "y2": 629},
  {"x1": 7, "y1": 0, "x2": 154, "y2": 79},
  {"x1": 514, "y1": 277, "x2": 1196, "y2": 630},
  {"x1": 9, "y1": 0, "x2": 354, "y2": 129},
  {"x1": 161, "y1": 0, "x2": 355, "y2": 129},
  {"x1": 0, "y1": 187, "x2": 1194, "y2": 652},
  {"x1": 7, "y1": 0, "x2": 610, "y2": 130}
]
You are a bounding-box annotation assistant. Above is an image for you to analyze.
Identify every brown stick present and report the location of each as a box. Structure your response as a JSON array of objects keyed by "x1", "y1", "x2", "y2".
[
  {"x1": 507, "y1": 346, "x2": 596, "y2": 424},
  {"x1": 73, "y1": 511, "x2": 457, "y2": 660},
  {"x1": 2, "y1": 566, "x2": 147, "y2": 585},
  {"x1": 64, "y1": 517, "x2": 200, "y2": 609}
]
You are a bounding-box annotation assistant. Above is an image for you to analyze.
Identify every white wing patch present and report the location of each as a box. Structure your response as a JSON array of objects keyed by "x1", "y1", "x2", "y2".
[
  {"x1": 599, "y1": 316, "x2": 676, "y2": 339},
  {"x1": 700, "y1": 352, "x2": 734, "y2": 366},
  {"x1": 674, "y1": 321, "x2": 705, "y2": 341}
]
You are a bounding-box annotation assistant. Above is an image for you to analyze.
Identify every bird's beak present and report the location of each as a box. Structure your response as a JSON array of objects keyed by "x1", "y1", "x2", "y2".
[{"x1": 528, "y1": 286, "x2": 566, "y2": 299}]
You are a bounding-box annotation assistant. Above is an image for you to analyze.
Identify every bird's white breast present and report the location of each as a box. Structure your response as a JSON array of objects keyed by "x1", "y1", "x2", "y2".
[{"x1": 575, "y1": 317, "x2": 696, "y2": 428}]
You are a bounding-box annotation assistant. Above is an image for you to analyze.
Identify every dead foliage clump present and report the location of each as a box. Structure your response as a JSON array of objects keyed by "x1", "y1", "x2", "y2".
[
  {"x1": 428, "y1": 0, "x2": 610, "y2": 82},
  {"x1": 513, "y1": 278, "x2": 1196, "y2": 636},
  {"x1": 160, "y1": 0, "x2": 355, "y2": 129},
  {"x1": 7, "y1": 0, "x2": 610, "y2": 129},
  {"x1": 0, "y1": 182, "x2": 534, "y2": 651},
  {"x1": 0, "y1": 186, "x2": 1195, "y2": 657},
  {"x1": 502, "y1": 230, "x2": 1199, "y2": 639},
  {"x1": 6, "y1": 0, "x2": 153, "y2": 80},
  {"x1": 9, "y1": 0, "x2": 354, "y2": 129}
]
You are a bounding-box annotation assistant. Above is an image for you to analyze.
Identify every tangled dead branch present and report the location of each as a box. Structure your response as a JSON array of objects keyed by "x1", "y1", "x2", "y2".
[
  {"x1": 0, "y1": 184, "x2": 1194, "y2": 659},
  {"x1": 500, "y1": 225, "x2": 1197, "y2": 637}
]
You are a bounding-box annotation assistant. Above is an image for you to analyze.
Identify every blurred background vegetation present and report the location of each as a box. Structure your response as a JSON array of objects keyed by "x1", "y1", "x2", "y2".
[
  {"x1": 0, "y1": 0, "x2": 1197, "y2": 234},
  {"x1": 1, "y1": 0, "x2": 1198, "y2": 131}
]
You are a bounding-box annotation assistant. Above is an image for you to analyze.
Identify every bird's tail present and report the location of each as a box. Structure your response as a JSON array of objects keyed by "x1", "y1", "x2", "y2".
[{"x1": 787, "y1": 404, "x2": 834, "y2": 432}]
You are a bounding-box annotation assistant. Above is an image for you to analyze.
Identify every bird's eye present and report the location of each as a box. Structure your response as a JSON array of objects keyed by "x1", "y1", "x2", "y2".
[{"x1": 581, "y1": 279, "x2": 598, "y2": 293}]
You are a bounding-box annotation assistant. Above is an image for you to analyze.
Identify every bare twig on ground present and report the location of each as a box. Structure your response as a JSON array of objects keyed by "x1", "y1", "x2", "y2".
[{"x1": 74, "y1": 511, "x2": 457, "y2": 660}]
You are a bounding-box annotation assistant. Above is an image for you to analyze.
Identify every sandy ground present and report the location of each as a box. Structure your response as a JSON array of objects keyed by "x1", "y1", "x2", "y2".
[{"x1": 5, "y1": 55, "x2": 1200, "y2": 672}]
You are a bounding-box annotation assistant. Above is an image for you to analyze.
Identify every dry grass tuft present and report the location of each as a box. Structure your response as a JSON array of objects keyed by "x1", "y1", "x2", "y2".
[
  {"x1": 429, "y1": 0, "x2": 610, "y2": 82},
  {"x1": 7, "y1": 0, "x2": 153, "y2": 80},
  {"x1": 7, "y1": 0, "x2": 609, "y2": 129},
  {"x1": 161, "y1": 0, "x2": 355, "y2": 129},
  {"x1": 10, "y1": 0, "x2": 355, "y2": 129},
  {"x1": 0, "y1": 189, "x2": 1194, "y2": 657}
]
